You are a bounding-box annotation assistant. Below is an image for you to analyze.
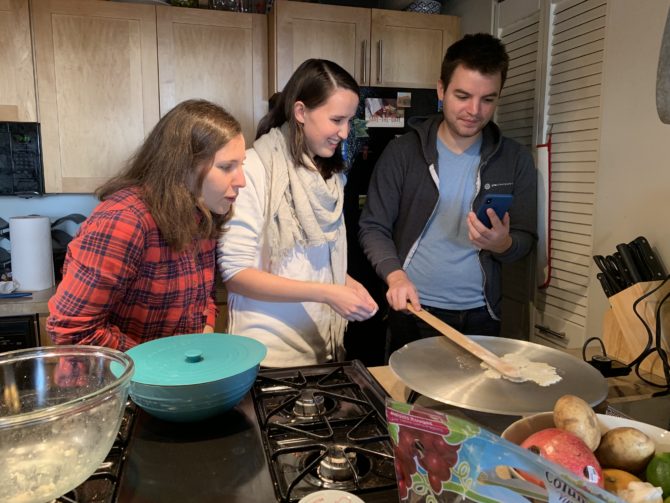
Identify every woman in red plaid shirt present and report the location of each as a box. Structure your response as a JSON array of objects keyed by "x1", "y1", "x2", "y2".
[{"x1": 47, "y1": 100, "x2": 246, "y2": 350}]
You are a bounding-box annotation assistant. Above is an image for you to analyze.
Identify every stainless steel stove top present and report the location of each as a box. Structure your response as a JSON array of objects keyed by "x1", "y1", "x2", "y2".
[
  {"x1": 110, "y1": 361, "x2": 398, "y2": 503},
  {"x1": 251, "y1": 361, "x2": 398, "y2": 502}
]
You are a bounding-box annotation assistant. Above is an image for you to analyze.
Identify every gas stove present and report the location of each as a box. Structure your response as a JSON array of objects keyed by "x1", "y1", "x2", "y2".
[
  {"x1": 72, "y1": 361, "x2": 401, "y2": 503},
  {"x1": 53, "y1": 401, "x2": 138, "y2": 503},
  {"x1": 251, "y1": 361, "x2": 398, "y2": 502}
]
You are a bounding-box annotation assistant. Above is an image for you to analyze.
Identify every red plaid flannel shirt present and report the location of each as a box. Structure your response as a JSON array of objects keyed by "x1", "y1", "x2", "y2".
[{"x1": 47, "y1": 187, "x2": 218, "y2": 351}]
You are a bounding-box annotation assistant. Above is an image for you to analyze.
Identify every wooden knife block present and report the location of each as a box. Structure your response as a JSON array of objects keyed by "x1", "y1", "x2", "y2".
[{"x1": 603, "y1": 280, "x2": 670, "y2": 378}]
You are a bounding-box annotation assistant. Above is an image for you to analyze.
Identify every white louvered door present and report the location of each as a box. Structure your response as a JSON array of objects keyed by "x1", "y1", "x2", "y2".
[
  {"x1": 496, "y1": 12, "x2": 542, "y2": 340},
  {"x1": 532, "y1": 0, "x2": 606, "y2": 348},
  {"x1": 497, "y1": 12, "x2": 542, "y2": 149}
]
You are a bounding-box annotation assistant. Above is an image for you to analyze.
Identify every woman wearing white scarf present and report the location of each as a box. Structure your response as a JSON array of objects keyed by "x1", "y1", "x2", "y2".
[{"x1": 217, "y1": 59, "x2": 378, "y2": 368}]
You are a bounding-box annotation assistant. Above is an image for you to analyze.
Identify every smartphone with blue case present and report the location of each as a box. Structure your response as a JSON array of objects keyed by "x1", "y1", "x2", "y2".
[{"x1": 476, "y1": 194, "x2": 513, "y2": 228}]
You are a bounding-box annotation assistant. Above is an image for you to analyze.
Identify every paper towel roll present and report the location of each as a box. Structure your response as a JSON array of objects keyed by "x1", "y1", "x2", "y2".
[{"x1": 10, "y1": 215, "x2": 55, "y2": 292}]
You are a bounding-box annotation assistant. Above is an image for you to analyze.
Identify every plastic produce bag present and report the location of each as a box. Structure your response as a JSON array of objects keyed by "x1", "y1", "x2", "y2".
[{"x1": 386, "y1": 400, "x2": 624, "y2": 503}]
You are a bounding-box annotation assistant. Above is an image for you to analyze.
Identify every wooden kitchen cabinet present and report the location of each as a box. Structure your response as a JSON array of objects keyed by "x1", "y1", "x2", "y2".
[
  {"x1": 38, "y1": 314, "x2": 52, "y2": 347},
  {"x1": 213, "y1": 275, "x2": 228, "y2": 333},
  {"x1": 31, "y1": 0, "x2": 160, "y2": 193},
  {"x1": 269, "y1": 0, "x2": 459, "y2": 92},
  {"x1": 29, "y1": 0, "x2": 267, "y2": 193},
  {"x1": 369, "y1": 9, "x2": 459, "y2": 89},
  {"x1": 270, "y1": 1, "x2": 370, "y2": 92},
  {"x1": 0, "y1": 0, "x2": 36, "y2": 121},
  {"x1": 157, "y1": 6, "x2": 267, "y2": 145}
]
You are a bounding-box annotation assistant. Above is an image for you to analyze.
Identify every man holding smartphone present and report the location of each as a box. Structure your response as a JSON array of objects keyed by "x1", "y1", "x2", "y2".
[{"x1": 359, "y1": 33, "x2": 537, "y2": 361}]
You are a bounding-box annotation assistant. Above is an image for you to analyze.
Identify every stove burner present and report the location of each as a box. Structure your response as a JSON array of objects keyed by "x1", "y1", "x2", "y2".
[
  {"x1": 252, "y1": 362, "x2": 399, "y2": 502},
  {"x1": 301, "y1": 446, "x2": 373, "y2": 492},
  {"x1": 292, "y1": 389, "x2": 328, "y2": 418},
  {"x1": 317, "y1": 445, "x2": 357, "y2": 482}
]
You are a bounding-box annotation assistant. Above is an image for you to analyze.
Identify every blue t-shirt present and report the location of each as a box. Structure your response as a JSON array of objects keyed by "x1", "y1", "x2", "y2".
[{"x1": 405, "y1": 136, "x2": 485, "y2": 309}]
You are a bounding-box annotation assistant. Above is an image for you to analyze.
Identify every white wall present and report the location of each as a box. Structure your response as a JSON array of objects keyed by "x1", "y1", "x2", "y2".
[
  {"x1": 442, "y1": 0, "x2": 493, "y2": 34},
  {"x1": 0, "y1": 194, "x2": 97, "y2": 251},
  {"x1": 443, "y1": 0, "x2": 542, "y2": 37},
  {"x1": 585, "y1": 0, "x2": 670, "y2": 340},
  {"x1": 0, "y1": 195, "x2": 97, "y2": 223},
  {"x1": 496, "y1": 0, "x2": 539, "y2": 28}
]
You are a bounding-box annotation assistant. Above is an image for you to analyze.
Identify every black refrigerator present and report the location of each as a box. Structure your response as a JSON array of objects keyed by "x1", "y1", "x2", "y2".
[{"x1": 343, "y1": 86, "x2": 440, "y2": 366}]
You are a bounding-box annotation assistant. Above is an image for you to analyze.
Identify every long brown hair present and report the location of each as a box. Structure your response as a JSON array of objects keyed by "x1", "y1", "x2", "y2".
[
  {"x1": 255, "y1": 59, "x2": 359, "y2": 178},
  {"x1": 96, "y1": 99, "x2": 242, "y2": 252}
]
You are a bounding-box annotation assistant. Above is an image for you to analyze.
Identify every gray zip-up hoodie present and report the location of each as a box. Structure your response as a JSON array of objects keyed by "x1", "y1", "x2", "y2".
[{"x1": 358, "y1": 114, "x2": 537, "y2": 318}]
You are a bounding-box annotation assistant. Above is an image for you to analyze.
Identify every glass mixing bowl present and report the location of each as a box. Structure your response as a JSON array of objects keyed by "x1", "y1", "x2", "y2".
[{"x1": 0, "y1": 345, "x2": 134, "y2": 503}]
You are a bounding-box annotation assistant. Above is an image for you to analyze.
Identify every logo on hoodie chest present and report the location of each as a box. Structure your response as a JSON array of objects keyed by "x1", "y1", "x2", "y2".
[{"x1": 484, "y1": 182, "x2": 513, "y2": 190}]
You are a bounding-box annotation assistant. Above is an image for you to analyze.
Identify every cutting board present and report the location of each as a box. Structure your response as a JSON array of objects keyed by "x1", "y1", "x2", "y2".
[{"x1": 603, "y1": 280, "x2": 670, "y2": 378}]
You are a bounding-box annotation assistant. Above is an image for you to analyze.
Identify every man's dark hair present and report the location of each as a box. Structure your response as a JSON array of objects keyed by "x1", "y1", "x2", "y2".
[{"x1": 440, "y1": 33, "x2": 509, "y2": 90}]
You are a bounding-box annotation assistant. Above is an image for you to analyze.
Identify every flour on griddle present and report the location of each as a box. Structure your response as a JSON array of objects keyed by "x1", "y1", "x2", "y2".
[{"x1": 481, "y1": 352, "x2": 562, "y2": 386}]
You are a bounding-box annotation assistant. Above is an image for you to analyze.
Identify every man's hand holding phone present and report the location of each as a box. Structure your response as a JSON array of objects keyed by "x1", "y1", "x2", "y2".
[
  {"x1": 475, "y1": 194, "x2": 513, "y2": 228},
  {"x1": 469, "y1": 194, "x2": 514, "y2": 253}
]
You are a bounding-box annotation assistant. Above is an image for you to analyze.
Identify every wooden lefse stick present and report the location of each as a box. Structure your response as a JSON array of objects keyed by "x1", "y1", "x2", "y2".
[{"x1": 406, "y1": 303, "x2": 525, "y2": 383}]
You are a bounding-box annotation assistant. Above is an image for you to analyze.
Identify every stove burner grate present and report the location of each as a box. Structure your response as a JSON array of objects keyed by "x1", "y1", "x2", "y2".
[
  {"x1": 53, "y1": 473, "x2": 117, "y2": 503},
  {"x1": 315, "y1": 445, "x2": 362, "y2": 484},
  {"x1": 51, "y1": 400, "x2": 137, "y2": 503},
  {"x1": 252, "y1": 362, "x2": 398, "y2": 502},
  {"x1": 272, "y1": 441, "x2": 395, "y2": 501}
]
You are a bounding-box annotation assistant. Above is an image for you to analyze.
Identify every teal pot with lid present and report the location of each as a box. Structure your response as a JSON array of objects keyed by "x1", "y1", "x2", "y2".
[{"x1": 126, "y1": 333, "x2": 267, "y2": 422}]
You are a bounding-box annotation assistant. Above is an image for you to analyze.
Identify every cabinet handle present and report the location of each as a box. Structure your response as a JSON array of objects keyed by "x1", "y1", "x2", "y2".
[
  {"x1": 377, "y1": 40, "x2": 383, "y2": 83},
  {"x1": 33, "y1": 315, "x2": 40, "y2": 347},
  {"x1": 361, "y1": 40, "x2": 367, "y2": 85},
  {"x1": 534, "y1": 324, "x2": 566, "y2": 339}
]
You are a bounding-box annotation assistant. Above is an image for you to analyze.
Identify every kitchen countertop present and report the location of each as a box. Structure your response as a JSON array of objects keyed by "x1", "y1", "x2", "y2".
[
  {"x1": 0, "y1": 281, "x2": 226, "y2": 318},
  {"x1": 0, "y1": 286, "x2": 54, "y2": 317}
]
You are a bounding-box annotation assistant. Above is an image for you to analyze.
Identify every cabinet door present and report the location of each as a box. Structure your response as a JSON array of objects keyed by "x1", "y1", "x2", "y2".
[
  {"x1": 0, "y1": 0, "x2": 36, "y2": 121},
  {"x1": 157, "y1": 7, "x2": 267, "y2": 145},
  {"x1": 370, "y1": 9, "x2": 459, "y2": 88},
  {"x1": 32, "y1": 0, "x2": 160, "y2": 193},
  {"x1": 271, "y1": 0, "x2": 370, "y2": 92}
]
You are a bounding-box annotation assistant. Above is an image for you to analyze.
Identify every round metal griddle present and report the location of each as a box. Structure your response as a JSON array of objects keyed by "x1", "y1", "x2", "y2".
[{"x1": 389, "y1": 336, "x2": 608, "y2": 416}]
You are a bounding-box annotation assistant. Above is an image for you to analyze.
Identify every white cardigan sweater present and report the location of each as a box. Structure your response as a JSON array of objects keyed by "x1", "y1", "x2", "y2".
[{"x1": 217, "y1": 148, "x2": 346, "y2": 368}]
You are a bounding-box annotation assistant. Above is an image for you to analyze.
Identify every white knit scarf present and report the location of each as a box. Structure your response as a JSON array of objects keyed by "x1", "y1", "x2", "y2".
[{"x1": 253, "y1": 125, "x2": 347, "y2": 360}]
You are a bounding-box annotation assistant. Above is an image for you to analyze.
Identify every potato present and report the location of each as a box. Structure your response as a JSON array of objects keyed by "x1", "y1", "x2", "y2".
[
  {"x1": 553, "y1": 394, "x2": 601, "y2": 451},
  {"x1": 595, "y1": 427, "x2": 656, "y2": 473}
]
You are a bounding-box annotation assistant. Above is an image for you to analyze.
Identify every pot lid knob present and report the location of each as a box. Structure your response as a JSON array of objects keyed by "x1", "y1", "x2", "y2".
[{"x1": 184, "y1": 349, "x2": 203, "y2": 363}]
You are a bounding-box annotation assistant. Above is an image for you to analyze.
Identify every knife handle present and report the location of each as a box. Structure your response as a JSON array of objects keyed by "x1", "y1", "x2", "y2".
[
  {"x1": 617, "y1": 243, "x2": 645, "y2": 284},
  {"x1": 594, "y1": 255, "x2": 621, "y2": 292},
  {"x1": 626, "y1": 241, "x2": 653, "y2": 281},
  {"x1": 629, "y1": 236, "x2": 667, "y2": 280},
  {"x1": 612, "y1": 251, "x2": 634, "y2": 287},
  {"x1": 596, "y1": 272, "x2": 614, "y2": 297},
  {"x1": 603, "y1": 255, "x2": 625, "y2": 291}
]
